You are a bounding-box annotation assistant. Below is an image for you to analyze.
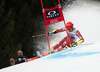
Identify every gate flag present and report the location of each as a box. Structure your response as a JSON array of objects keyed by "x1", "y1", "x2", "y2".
[
  {"x1": 43, "y1": 5, "x2": 64, "y2": 25},
  {"x1": 40, "y1": 0, "x2": 71, "y2": 54}
]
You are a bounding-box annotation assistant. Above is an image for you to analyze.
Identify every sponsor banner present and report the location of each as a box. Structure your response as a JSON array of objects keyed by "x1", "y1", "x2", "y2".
[
  {"x1": 27, "y1": 57, "x2": 38, "y2": 62},
  {"x1": 46, "y1": 8, "x2": 60, "y2": 19},
  {"x1": 43, "y1": 5, "x2": 64, "y2": 25}
]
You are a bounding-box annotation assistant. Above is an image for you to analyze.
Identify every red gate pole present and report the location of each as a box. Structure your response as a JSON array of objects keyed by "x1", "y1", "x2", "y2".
[
  {"x1": 40, "y1": 0, "x2": 51, "y2": 54},
  {"x1": 41, "y1": 0, "x2": 44, "y2": 9},
  {"x1": 58, "y1": 0, "x2": 60, "y2": 4},
  {"x1": 58, "y1": 0, "x2": 72, "y2": 49}
]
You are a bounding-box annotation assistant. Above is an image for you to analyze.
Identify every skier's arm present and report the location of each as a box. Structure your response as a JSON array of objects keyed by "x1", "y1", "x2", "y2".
[
  {"x1": 76, "y1": 30, "x2": 84, "y2": 44},
  {"x1": 50, "y1": 27, "x2": 66, "y2": 34},
  {"x1": 72, "y1": 30, "x2": 84, "y2": 47}
]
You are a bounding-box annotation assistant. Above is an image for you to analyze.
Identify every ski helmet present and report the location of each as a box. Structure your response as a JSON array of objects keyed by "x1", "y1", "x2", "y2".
[{"x1": 65, "y1": 22, "x2": 73, "y2": 27}]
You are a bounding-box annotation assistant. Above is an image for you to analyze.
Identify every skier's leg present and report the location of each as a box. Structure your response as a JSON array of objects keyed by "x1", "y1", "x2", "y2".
[
  {"x1": 56, "y1": 37, "x2": 74, "y2": 51},
  {"x1": 61, "y1": 37, "x2": 74, "y2": 48},
  {"x1": 52, "y1": 36, "x2": 67, "y2": 50}
]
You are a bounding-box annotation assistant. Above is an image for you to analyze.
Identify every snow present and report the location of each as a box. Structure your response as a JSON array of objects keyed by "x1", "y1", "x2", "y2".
[
  {"x1": 1, "y1": 43, "x2": 100, "y2": 72},
  {"x1": 1, "y1": 0, "x2": 100, "y2": 72}
]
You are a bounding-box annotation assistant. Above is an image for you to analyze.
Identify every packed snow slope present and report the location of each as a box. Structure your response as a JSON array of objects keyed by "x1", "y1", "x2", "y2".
[
  {"x1": 1, "y1": 0, "x2": 100, "y2": 72},
  {"x1": 1, "y1": 43, "x2": 100, "y2": 72}
]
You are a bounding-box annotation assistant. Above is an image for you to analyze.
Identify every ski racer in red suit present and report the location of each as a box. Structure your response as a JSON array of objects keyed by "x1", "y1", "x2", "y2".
[{"x1": 50, "y1": 22, "x2": 84, "y2": 52}]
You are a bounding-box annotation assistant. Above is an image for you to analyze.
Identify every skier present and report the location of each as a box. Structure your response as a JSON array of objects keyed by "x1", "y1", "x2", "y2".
[{"x1": 49, "y1": 21, "x2": 84, "y2": 52}]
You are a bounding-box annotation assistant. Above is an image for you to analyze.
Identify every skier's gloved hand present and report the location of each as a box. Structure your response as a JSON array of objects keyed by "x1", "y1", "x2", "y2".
[
  {"x1": 52, "y1": 30, "x2": 56, "y2": 34},
  {"x1": 72, "y1": 42, "x2": 77, "y2": 47},
  {"x1": 48, "y1": 30, "x2": 56, "y2": 35}
]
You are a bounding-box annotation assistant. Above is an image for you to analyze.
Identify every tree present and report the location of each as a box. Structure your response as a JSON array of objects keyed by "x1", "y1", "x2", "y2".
[{"x1": 0, "y1": 0, "x2": 66, "y2": 69}]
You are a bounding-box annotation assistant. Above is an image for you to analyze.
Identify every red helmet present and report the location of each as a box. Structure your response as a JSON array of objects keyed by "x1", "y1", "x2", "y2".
[{"x1": 65, "y1": 22, "x2": 73, "y2": 27}]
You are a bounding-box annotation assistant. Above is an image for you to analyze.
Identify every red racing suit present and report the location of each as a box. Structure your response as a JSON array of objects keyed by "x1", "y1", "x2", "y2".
[{"x1": 52, "y1": 27, "x2": 84, "y2": 50}]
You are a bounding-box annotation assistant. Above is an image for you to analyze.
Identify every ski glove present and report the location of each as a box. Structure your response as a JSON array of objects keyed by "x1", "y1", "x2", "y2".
[
  {"x1": 48, "y1": 30, "x2": 56, "y2": 35},
  {"x1": 52, "y1": 30, "x2": 56, "y2": 34},
  {"x1": 72, "y1": 42, "x2": 77, "y2": 47},
  {"x1": 77, "y1": 40, "x2": 84, "y2": 44}
]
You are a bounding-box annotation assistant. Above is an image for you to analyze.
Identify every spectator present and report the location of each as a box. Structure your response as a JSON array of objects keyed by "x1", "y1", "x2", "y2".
[
  {"x1": 15, "y1": 50, "x2": 27, "y2": 64},
  {"x1": 10, "y1": 58, "x2": 15, "y2": 66}
]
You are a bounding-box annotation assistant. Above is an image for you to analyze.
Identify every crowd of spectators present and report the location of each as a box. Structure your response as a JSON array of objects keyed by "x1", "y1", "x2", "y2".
[
  {"x1": 10, "y1": 50, "x2": 27, "y2": 66},
  {"x1": 9, "y1": 45, "x2": 46, "y2": 66}
]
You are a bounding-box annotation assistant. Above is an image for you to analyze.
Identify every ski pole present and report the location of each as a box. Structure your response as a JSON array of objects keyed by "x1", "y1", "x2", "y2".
[
  {"x1": 80, "y1": 43, "x2": 93, "y2": 46},
  {"x1": 32, "y1": 34, "x2": 46, "y2": 37},
  {"x1": 32, "y1": 32, "x2": 53, "y2": 38}
]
